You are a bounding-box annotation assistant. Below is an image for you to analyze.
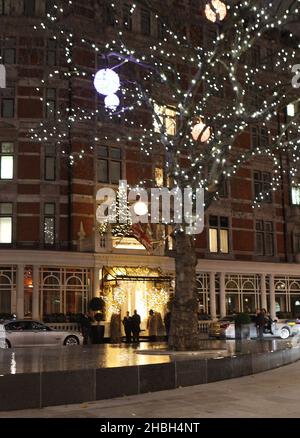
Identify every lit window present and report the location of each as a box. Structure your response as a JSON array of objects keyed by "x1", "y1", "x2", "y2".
[
  {"x1": 209, "y1": 216, "x2": 229, "y2": 254},
  {"x1": 292, "y1": 187, "x2": 300, "y2": 205},
  {"x1": 0, "y1": 142, "x2": 14, "y2": 180},
  {"x1": 154, "y1": 104, "x2": 176, "y2": 136},
  {"x1": 287, "y1": 103, "x2": 296, "y2": 118},
  {"x1": 44, "y1": 203, "x2": 55, "y2": 245},
  {"x1": 155, "y1": 167, "x2": 164, "y2": 187},
  {"x1": 0, "y1": 203, "x2": 12, "y2": 244}
]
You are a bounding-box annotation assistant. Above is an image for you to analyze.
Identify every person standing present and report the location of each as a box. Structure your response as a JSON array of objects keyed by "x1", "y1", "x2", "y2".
[
  {"x1": 164, "y1": 311, "x2": 171, "y2": 340},
  {"x1": 131, "y1": 309, "x2": 141, "y2": 343},
  {"x1": 256, "y1": 308, "x2": 265, "y2": 339},
  {"x1": 122, "y1": 311, "x2": 132, "y2": 343},
  {"x1": 80, "y1": 313, "x2": 92, "y2": 345},
  {"x1": 147, "y1": 309, "x2": 157, "y2": 342}
]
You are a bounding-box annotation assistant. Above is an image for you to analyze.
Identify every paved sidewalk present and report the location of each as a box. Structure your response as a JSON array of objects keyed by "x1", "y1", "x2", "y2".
[{"x1": 1, "y1": 361, "x2": 300, "y2": 418}]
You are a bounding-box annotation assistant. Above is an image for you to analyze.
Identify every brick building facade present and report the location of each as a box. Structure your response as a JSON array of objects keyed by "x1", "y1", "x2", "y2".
[{"x1": 0, "y1": 0, "x2": 300, "y2": 331}]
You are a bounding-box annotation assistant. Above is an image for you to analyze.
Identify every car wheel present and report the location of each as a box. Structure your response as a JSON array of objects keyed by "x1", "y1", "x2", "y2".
[
  {"x1": 64, "y1": 335, "x2": 79, "y2": 346},
  {"x1": 279, "y1": 327, "x2": 290, "y2": 339}
]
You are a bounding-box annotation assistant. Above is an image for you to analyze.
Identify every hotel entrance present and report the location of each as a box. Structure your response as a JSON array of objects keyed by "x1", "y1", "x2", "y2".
[{"x1": 102, "y1": 267, "x2": 173, "y2": 333}]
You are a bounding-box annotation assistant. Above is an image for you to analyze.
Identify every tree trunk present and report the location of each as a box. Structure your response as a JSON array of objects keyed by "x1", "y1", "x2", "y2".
[{"x1": 168, "y1": 231, "x2": 199, "y2": 351}]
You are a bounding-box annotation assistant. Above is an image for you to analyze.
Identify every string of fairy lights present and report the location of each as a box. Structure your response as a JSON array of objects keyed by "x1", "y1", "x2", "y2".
[{"x1": 30, "y1": 0, "x2": 300, "y2": 232}]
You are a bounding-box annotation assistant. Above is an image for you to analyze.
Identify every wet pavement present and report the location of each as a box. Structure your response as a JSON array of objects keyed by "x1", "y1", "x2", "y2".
[{"x1": 0, "y1": 338, "x2": 295, "y2": 375}]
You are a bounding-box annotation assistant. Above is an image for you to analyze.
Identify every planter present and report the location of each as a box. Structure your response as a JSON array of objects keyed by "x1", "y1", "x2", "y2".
[
  {"x1": 91, "y1": 324, "x2": 105, "y2": 344},
  {"x1": 235, "y1": 323, "x2": 251, "y2": 340}
]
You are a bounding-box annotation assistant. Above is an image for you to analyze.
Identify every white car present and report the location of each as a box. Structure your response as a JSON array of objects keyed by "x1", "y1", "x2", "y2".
[
  {"x1": 209, "y1": 315, "x2": 300, "y2": 340},
  {"x1": 0, "y1": 320, "x2": 83, "y2": 348}
]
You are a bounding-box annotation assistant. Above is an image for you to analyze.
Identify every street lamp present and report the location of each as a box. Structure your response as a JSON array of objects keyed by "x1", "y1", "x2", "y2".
[{"x1": 205, "y1": 0, "x2": 227, "y2": 23}]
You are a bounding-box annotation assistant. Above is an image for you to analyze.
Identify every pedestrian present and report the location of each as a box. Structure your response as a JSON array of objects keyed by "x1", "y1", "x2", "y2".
[
  {"x1": 147, "y1": 309, "x2": 157, "y2": 342},
  {"x1": 256, "y1": 308, "x2": 265, "y2": 339},
  {"x1": 262, "y1": 308, "x2": 273, "y2": 334},
  {"x1": 122, "y1": 311, "x2": 133, "y2": 343},
  {"x1": 164, "y1": 310, "x2": 171, "y2": 340},
  {"x1": 131, "y1": 309, "x2": 141, "y2": 343},
  {"x1": 80, "y1": 313, "x2": 92, "y2": 345}
]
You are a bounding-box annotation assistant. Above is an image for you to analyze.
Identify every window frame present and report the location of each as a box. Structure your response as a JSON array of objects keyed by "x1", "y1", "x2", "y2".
[
  {"x1": 97, "y1": 146, "x2": 123, "y2": 184},
  {"x1": 0, "y1": 142, "x2": 14, "y2": 180},
  {"x1": 208, "y1": 215, "x2": 230, "y2": 254},
  {"x1": 255, "y1": 220, "x2": 274, "y2": 256},
  {"x1": 253, "y1": 170, "x2": 272, "y2": 203},
  {"x1": 0, "y1": 202, "x2": 13, "y2": 244},
  {"x1": 43, "y1": 202, "x2": 56, "y2": 246}
]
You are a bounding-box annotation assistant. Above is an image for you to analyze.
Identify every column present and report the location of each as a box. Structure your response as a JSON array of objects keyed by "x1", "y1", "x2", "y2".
[
  {"x1": 93, "y1": 266, "x2": 100, "y2": 298},
  {"x1": 269, "y1": 273, "x2": 276, "y2": 320},
  {"x1": 16, "y1": 264, "x2": 24, "y2": 319},
  {"x1": 209, "y1": 272, "x2": 217, "y2": 320},
  {"x1": 219, "y1": 272, "x2": 226, "y2": 318},
  {"x1": 32, "y1": 265, "x2": 40, "y2": 320},
  {"x1": 260, "y1": 273, "x2": 267, "y2": 311}
]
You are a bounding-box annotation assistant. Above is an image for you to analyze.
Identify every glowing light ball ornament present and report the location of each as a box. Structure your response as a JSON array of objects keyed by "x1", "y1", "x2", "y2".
[
  {"x1": 133, "y1": 201, "x2": 148, "y2": 216},
  {"x1": 94, "y1": 68, "x2": 120, "y2": 96},
  {"x1": 205, "y1": 0, "x2": 227, "y2": 23},
  {"x1": 105, "y1": 94, "x2": 120, "y2": 111},
  {"x1": 191, "y1": 118, "x2": 211, "y2": 142}
]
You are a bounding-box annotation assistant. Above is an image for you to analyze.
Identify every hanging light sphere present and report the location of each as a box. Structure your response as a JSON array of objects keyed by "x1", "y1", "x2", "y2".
[
  {"x1": 94, "y1": 68, "x2": 120, "y2": 96},
  {"x1": 205, "y1": 0, "x2": 227, "y2": 23},
  {"x1": 104, "y1": 94, "x2": 120, "y2": 111},
  {"x1": 133, "y1": 201, "x2": 148, "y2": 216},
  {"x1": 191, "y1": 118, "x2": 211, "y2": 142}
]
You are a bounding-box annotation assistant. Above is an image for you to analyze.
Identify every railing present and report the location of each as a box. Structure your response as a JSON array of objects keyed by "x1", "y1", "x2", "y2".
[
  {"x1": 198, "y1": 320, "x2": 211, "y2": 335},
  {"x1": 45, "y1": 323, "x2": 81, "y2": 332}
]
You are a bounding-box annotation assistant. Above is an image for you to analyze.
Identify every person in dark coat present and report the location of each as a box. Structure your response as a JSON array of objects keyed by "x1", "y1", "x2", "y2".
[
  {"x1": 80, "y1": 313, "x2": 92, "y2": 345},
  {"x1": 256, "y1": 308, "x2": 265, "y2": 339},
  {"x1": 131, "y1": 309, "x2": 141, "y2": 343},
  {"x1": 164, "y1": 311, "x2": 171, "y2": 339},
  {"x1": 122, "y1": 311, "x2": 133, "y2": 343}
]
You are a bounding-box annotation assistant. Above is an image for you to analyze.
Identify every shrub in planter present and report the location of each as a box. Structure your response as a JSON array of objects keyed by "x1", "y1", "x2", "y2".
[{"x1": 234, "y1": 313, "x2": 252, "y2": 340}]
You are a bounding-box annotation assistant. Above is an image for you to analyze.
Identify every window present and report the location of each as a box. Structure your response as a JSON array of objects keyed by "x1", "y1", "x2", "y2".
[
  {"x1": 266, "y1": 48, "x2": 274, "y2": 71},
  {"x1": 47, "y1": 38, "x2": 57, "y2": 66},
  {"x1": 24, "y1": 0, "x2": 35, "y2": 16},
  {"x1": 44, "y1": 203, "x2": 55, "y2": 245},
  {"x1": 218, "y1": 179, "x2": 228, "y2": 198},
  {"x1": 292, "y1": 187, "x2": 300, "y2": 205},
  {"x1": 141, "y1": 9, "x2": 151, "y2": 35},
  {"x1": 123, "y1": 4, "x2": 132, "y2": 31},
  {"x1": 155, "y1": 167, "x2": 164, "y2": 187},
  {"x1": 209, "y1": 216, "x2": 229, "y2": 254},
  {"x1": 97, "y1": 146, "x2": 122, "y2": 184},
  {"x1": 106, "y1": 4, "x2": 115, "y2": 26},
  {"x1": 250, "y1": 45, "x2": 260, "y2": 67},
  {"x1": 287, "y1": 103, "x2": 296, "y2": 118},
  {"x1": 254, "y1": 170, "x2": 272, "y2": 203},
  {"x1": 44, "y1": 144, "x2": 56, "y2": 181},
  {"x1": 154, "y1": 104, "x2": 176, "y2": 136},
  {"x1": 256, "y1": 220, "x2": 274, "y2": 256},
  {"x1": 45, "y1": 88, "x2": 56, "y2": 119},
  {"x1": 1, "y1": 37, "x2": 16, "y2": 64},
  {"x1": 0, "y1": 142, "x2": 13, "y2": 179},
  {"x1": 157, "y1": 17, "x2": 167, "y2": 40},
  {"x1": 0, "y1": 203, "x2": 12, "y2": 244},
  {"x1": 295, "y1": 234, "x2": 300, "y2": 253},
  {"x1": 251, "y1": 126, "x2": 269, "y2": 149},
  {"x1": 1, "y1": 87, "x2": 15, "y2": 118},
  {"x1": 0, "y1": 0, "x2": 8, "y2": 15}
]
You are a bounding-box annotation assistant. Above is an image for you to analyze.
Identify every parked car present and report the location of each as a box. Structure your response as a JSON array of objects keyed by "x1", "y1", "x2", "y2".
[
  {"x1": 208, "y1": 315, "x2": 300, "y2": 340},
  {"x1": 0, "y1": 320, "x2": 83, "y2": 348}
]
